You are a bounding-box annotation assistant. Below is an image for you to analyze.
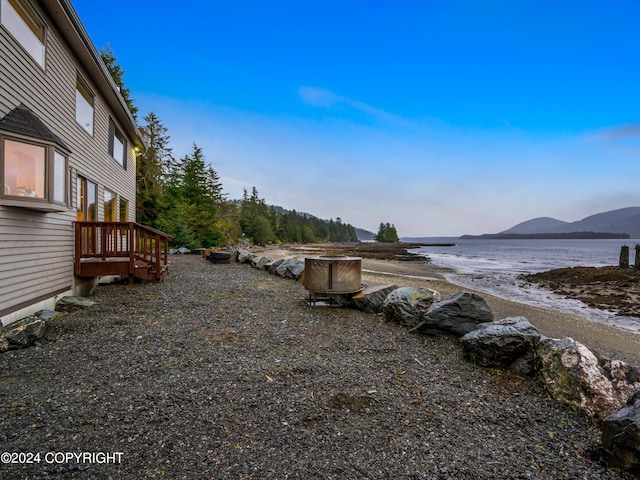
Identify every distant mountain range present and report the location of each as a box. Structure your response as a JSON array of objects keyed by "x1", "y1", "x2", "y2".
[{"x1": 461, "y1": 207, "x2": 640, "y2": 239}]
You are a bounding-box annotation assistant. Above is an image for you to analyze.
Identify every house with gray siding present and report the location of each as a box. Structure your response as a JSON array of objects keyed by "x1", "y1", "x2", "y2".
[{"x1": 0, "y1": 0, "x2": 169, "y2": 326}]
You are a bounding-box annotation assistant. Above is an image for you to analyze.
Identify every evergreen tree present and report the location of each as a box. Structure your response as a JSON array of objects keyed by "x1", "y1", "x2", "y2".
[
  {"x1": 179, "y1": 144, "x2": 211, "y2": 208},
  {"x1": 301, "y1": 225, "x2": 316, "y2": 243},
  {"x1": 375, "y1": 222, "x2": 399, "y2": 242},
  {"x1": 275, "y1": 213, "x2": 291, "y2": 242},
  {"x1": 239, "y1": 188, "x2": 255, "y2": 236},
  {"x1": 239, "y1": 187, "x2": 275, "y2": 245},
  {"x1": 155, "y1": 206, "x2": 200, "y2": 251},
  {"x1": 157, "y1": 144, "x2": 225, "y2": 247},
  {"x1": 99, "y1": 45, "x2": 138, "y2": 119},
  {"x1": 214, "y1": 201, "x2": 243, "y2": 245},
  {"x1": 206, "y1": 165, "x2": 225, "y2": 204},
  {"x1": 136, "y1": 112, "x2": 172, "y2": 225},
  {"x1": 252, "y1": 216, "x2": 275, "y2": 246}
]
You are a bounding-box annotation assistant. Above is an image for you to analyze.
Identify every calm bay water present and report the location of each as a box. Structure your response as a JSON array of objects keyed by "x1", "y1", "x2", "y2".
[{"x1": 407, "y1": 238, "x2": 640, "y2": 333}]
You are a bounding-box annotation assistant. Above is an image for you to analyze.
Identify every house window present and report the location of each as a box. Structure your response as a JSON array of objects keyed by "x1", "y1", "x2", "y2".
[
  {"x1": 0, "y1": 0, "x2": 45, "y2": 67},
  {"x1": 104, "y1": 188, "x2": 116, "y2": 221},
  {"x1": 1, "y1": 137, "x2": 67, "y2": 206},
  {"x1": 77, "y1": 176, "x2": 97, "y2": 253},
  {"x1": 75, "y1": 77, "x2": 94, "y2": 135},
  {"x1": 119, "y1": 197, "x2": 128, "y2": 222},
  {"x1": 53, "y1": 151, "x2": 65, "y2": 203},
  {"x1": 76, "y1": 176, "x2": 96, "y2": 221},
  {"x1": 3, "y1": 138, "x2": 45, "y2": 198},
  {"x1": 108, "y1": 118, "x2": 126, "y2": 168}
]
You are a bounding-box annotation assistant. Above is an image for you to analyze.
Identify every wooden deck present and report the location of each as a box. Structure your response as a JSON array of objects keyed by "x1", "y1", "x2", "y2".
[{"x1": 74, "y1": 222, "x2": 172, "y2": 283}]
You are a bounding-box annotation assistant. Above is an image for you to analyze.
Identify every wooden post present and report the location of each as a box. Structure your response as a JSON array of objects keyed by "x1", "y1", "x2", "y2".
[
  {"x1": 619, "y1": 245, "x2": 630, "y2": 269},
  {"x1": 155, "y1": 232, "x2": 161, "y2": 278},
  {"x1": 73, "y1": 222, "x2": 81, "y2": 276},
  {"x1": 128, "y1": 222, "x2": 135, "y2": 279},
  {"x1": 635, "y1": 245, "x2": 640, "y2": 270}
]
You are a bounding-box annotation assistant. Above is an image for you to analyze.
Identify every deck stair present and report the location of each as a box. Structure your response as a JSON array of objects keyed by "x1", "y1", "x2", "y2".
[{"x1": 74, "y1": 222, "x2": 172, "y2": 283}]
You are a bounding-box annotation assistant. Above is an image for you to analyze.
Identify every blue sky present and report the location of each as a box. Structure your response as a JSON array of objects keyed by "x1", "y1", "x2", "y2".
[{"x1": 72, "y1": 0, "x2": 640, "y2": 237}]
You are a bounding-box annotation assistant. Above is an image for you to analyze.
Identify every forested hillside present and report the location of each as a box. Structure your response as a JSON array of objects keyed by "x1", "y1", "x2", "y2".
[{"x1": 136, "y1": 113, "x2": 360, "y2": 248}]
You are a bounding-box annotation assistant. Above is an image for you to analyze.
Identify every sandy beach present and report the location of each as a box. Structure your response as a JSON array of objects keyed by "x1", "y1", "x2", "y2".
[{"x1": 254, "y1": 243, "x2": 640, "y2": 367}]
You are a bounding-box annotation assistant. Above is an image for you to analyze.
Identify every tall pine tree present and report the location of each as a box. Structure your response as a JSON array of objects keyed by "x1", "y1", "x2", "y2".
[
  {"x1": 375, "y1": 222, "x2": 399, "y2": 242},
  {"x1": 156, "y1": 144, "x2": 225, "y2": 247},
  {"x1": 99, "y1": 45, "x2": 138, "y2": 119},
  {"x1": 136, "y1": 112, "x2": 172, "y2": 225},
  {"x1": 239, "y1": 187, "x2": 275, "y2": 245}
]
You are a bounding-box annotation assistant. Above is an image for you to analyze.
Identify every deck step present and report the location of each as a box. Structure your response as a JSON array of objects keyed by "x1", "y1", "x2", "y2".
[{"x1": 132, "y1": 258, "x2": 170, "y2": 281}]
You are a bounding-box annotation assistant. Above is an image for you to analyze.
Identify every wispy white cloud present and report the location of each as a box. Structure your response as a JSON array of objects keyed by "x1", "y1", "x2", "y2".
[
  {"x1": 298, "y1": 86, "x2": 404, "y2": 124},
  {"x1": 298, "y1": 87, "x2": 342, "y2": 108},
  {"x1": 595, "y1": 122, "x2": 640, "y2": 140}
]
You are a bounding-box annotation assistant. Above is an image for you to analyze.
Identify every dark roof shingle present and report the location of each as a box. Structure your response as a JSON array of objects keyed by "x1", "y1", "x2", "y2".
[{"x1": 0, "y1": 104, "x2": 71, "y2": 152}]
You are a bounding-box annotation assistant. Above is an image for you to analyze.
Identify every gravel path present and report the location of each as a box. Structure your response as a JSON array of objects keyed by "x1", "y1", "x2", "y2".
[{"x1": 0, "y1": 255, "x2": 633, "y2": 479}]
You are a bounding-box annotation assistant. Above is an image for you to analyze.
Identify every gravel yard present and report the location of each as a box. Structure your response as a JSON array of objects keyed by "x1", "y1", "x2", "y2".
[{"x1": 0, "y1": 255, "x2": 633, "y2": 479}]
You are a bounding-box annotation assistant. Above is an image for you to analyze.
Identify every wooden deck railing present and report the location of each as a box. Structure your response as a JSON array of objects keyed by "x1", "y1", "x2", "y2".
[{"x1": 74, "y1": 221, "x2": 173, "y2": 281}]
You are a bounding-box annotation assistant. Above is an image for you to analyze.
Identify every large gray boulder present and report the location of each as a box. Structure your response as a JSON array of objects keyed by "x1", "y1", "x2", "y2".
[
  {"x1": 57, "y1": 296, "x2": 96, "y2": 308},
  {"x1": 263, "y1": 259, "x2": 279, "y2": 272},
  {"x1": 235, "y1": 249, "x2": 252, "y2": 263},
  {"x1": 602, "y1": 389, "x2": 640, "y2": 473},
  {"x1": 410, "y1": 291, "x2": 493, "y2": 336},
  {"x1": 382, "y1": 287, "x2": 441, "y2": 328},
  {"x1": 461, "y1": 316, "x2": 541, "y2": 373},
  {"x1": 1, "y1": 317, "x2": 47, "y2": 351},
  {"x1": 251, "y1": 255, "x2": 272, "y2": 270},
  {"x1": 267, "y1": 258, "x2": 285, "y2": 275},
  {"x1": 352, "y1": 284, "x2": 398, "y2": 314},
  {"x1": 276, "y1": 258, "x2": 305, "y2": 279},
  {"x1": 536, "y1": 337, "x2": 640, "y2": 422}
]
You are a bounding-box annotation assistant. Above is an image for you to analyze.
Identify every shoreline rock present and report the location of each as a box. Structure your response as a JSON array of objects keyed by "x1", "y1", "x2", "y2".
[
  {"x1": 461, "y1": 316, "x2": 540, "y2": 374},
  {"x1": 522, "y1": 266, "x2": 640, "y2": 318},
  {"x1": 410, "y1": 291, "x2": 494, "y2": 336},
  {"x1": 602, "y1": 389, "x2": 640, "y2": 473}
]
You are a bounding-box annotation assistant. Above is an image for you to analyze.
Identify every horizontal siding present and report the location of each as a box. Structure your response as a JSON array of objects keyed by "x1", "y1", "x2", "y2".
[
  {"x1": 0, "y1": 248, "x2": 72, "y2": 267},
  {"x1": 0, "y1": 218, "x2": 72, "y2": 230},
  {"x1": 0, "y1": 208, "x2": 74, "y2": 311},
  {"x1": 0, "y1": 3, "x2": 137, "y2": 315},
  {"x1": 0, "y1": 255, "x2": 72, "y2": 283},
  {"x1": 0, "y1": 270, "x2": 72, "y2": 307},
  {"x1": 0, "y1": 236, "x2": 71, "y2": 245},
  {"x1": 0, "y1": 207, "x2": 73, "y2": 225}
]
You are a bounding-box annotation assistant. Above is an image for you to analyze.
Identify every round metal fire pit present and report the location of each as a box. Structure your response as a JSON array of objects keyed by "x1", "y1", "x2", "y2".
[{"x1": 303, "y1": 255, "x2": 362, "y2": 295}]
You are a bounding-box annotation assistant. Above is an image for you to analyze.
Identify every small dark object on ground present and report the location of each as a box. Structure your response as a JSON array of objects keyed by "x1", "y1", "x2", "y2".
[{"x1": 208, "y1": 251, "x2": 231, "y2": 264}]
